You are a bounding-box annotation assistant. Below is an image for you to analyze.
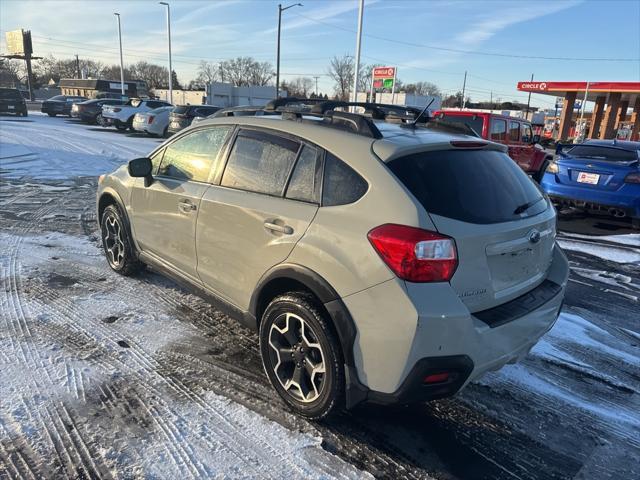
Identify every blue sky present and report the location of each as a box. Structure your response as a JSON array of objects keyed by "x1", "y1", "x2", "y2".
[{"x1": 2, "y1": 0, "x2": 639, "y2": 108}]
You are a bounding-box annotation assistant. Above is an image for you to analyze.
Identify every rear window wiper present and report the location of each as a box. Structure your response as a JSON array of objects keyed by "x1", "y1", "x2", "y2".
[{"x1": 513, "y1": 196, "x2": 544, "y2": 215}]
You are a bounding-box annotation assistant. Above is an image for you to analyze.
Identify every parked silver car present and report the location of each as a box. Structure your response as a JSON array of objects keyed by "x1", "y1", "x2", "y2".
[
  {"x1": 96, "y1": 100, "x2": 569, "y2": 419},
  {"x1": 132, "y1": 106, "x2": 174, "y2": 137}
]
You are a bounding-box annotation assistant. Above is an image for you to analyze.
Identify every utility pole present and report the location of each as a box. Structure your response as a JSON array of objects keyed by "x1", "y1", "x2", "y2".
[
  {"x1": 75, "y1": 54, "x2": 80, "y2": 78},
  {"x1": 351, "y1": 0, "x2": 364, "y2": 105},
  {"x1": 525, "y1": 73, "x2": 533, "y2": 118},
  {"x1": 114, "y1": 13, "x2": 125, "y2": 96},
  {"x1": 490, "y1": 91, "x2": 493, "y2": 112},
  {"x1": 159, "y1": 2, "x2": 173, "y2": 104},
  {"x1": 461, "y1": 70, "x2": 467, "y2": 109},
  {"x1": 313, "y1": 76, "x2": 319, "y2": 96},
  {"x1": 276, "y1": 3, "x2": 303, "y2": 99}
]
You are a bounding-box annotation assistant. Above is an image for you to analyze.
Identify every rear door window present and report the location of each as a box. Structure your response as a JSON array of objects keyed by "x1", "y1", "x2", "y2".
[
  {"x1": 490, "y1": 119, "x2": 507, "y2": 141},
  {"x1": 322, "y1": 153, "x2": 368, "y2": 206},
  {"x1": 286, "y1": 145, "x2": 322, "y2": 203},
  {"x1": 158, "y1": 126, "x2": 231, "y2": 182},
  {"x1": 509, "y1": 122, "x2": 521, "y2": 142},
  {"x1": 0, "y1": 89, "x2": 21, "y2": 100},
  {"x1": 221, "y1": 129, "x2": 300, "y2": 196},
  {"x1": 388, "y1": 149, "x2": 546, "y2": 224},
  {"x1": 521, "y1": 124, "x2": 533, "y2": 143}
]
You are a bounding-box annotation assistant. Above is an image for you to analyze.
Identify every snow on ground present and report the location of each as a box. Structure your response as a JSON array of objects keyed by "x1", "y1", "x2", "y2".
[
  {"x1": 0, "y1": 231, "x2": 369, "y2": 479},
  {"x1": 2, "y1": 112, "x2": 640, "y2": 479},
  {"x1": 557, "y1": 238, "x2": 640, "y2": 264},
  {"x1": 0, "y1": 112, "x2": 158, "y2": 180}
]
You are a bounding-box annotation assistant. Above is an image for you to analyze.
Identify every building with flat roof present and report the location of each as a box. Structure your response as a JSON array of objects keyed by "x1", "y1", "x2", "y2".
[{"x1": 58, "y1": 78, "x2": 149, "y2": 99}]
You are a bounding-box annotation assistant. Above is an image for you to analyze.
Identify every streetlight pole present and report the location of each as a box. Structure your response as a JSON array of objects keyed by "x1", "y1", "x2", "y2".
[
  {"x1": 351, "y1": 0, "x2": 364, "y2": 105},
  {"x1": 276, "y1": 3, "x2": 302, "y2": 98},
  {"x1": 114, "y1": 13, "x2": 125, "y2": 97},
  {"x1": 159, "y1": 2, "x2": 173, "y2": 104},
  {"x1": 313, "y1": 76, "x2": 319, "y2": 96}
]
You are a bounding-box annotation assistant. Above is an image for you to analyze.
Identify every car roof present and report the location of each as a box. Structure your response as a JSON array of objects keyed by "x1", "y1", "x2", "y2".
[
  {"x1": 197, "y1": 114, "x2": 507, "y2": 163},
  {"x1": 577, "y1": 139, "x2": 640, "y2": 151}
]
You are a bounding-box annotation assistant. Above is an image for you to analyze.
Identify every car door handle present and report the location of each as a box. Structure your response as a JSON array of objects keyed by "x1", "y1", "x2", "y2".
[
  {"x1": 264, "y1": 221, "x2": 293, "y2": 235},
  {"x1": 178, "y1": 200, "x2": 197, "y2": 213}
]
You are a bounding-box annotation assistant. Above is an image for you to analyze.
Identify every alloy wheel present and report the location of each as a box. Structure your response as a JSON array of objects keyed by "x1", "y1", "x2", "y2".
[
  {"x1": 103, "y1": 214, "x2": 125, "y2": 268},
  {"x1": 268, "y1": 312, "x2": 326, "y2": 403}
]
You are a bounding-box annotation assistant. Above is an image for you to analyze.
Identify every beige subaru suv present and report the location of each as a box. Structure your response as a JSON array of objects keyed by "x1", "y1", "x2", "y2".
[{"x1": 97, "y1": 101, "x2": 569, "y2": 419}]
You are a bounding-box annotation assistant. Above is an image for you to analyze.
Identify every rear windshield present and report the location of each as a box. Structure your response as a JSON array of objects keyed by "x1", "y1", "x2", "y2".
[
  {"x1": 0, "y1": 89, "x2": 22, "y2": 99},
  {"x1": 172, "y1": 106, "x2": 191, "y2": 114},
  {"x1": 437, "y1": 114, "x2": 484, "y2": 137},
  {"x1": 566, "y1": 145, "x2": 638, "y2": 162},
  {"x1": 389, "y1": 149, "x2": 546, "y2": 224},
  {"x1": 49, "y1": 95, "x2": 66, "y2": 101}
]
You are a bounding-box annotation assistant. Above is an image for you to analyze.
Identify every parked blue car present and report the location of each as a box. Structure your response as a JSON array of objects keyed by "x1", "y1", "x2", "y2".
[{"x1": 540, "y1": 139, "x2": 640, "y2": 229}]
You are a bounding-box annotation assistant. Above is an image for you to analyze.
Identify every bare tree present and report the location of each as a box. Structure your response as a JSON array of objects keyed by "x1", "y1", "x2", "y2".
[
  {"x1": 129, "y1": 61, "x2": 169, "y2": 89},
  {"x1": 327, "y1": 55, "x2": 354, "y2": 101},
  {"x1": 0, "y1": 58, "x2": 25, "y2": 86},
  {"x1": 403, "y1": 81, "x2": 441, "y2": 97},
  {"x1": 219, "y1": 57, "x2": 274, "y2": 87},
  {"x1": 288, "y1": 77, "x2": 314, "y2": 97},
  {"x1": 194, "y1": 60, "x2": 219, "y2": 87}
]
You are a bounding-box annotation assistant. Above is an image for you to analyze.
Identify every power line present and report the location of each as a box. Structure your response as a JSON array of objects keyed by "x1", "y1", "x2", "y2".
[{"x1": 291, "y1": 12, "x2": 639, "y2": 62}]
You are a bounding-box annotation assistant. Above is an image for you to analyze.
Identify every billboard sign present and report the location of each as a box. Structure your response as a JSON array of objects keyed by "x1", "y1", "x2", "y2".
[{"x1": 5, "y1": 29, "x2": 32, "y2": 56}]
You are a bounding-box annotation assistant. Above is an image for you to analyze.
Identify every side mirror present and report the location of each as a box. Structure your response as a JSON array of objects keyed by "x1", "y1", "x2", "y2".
[
  {"x1": 128, "y1": 157, "x2": 152, "y2": 178},
  {"x1": 532, "y1": 134, "x2": 541, "y2": 144}
]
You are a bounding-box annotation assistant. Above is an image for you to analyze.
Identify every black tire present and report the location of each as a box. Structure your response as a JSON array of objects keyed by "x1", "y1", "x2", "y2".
[
  {"x1": 21, "y1": 111, "x2": 28, "y2": 117},
  {"x1": 632, "y1": 218, "x2": 640, "y2": 231},
  {"x1": 100, "y1": 204, "x2": 144, "y2": 276},
  {"x1": 47, "y1": 113, "x2": 56, "y2": 117},
  {"x1": 115, "y1": 123, "x2": 128, "y2": 131},
  {"x1": 259, "y1": 292, "x2": 344, "y2": 420},
  {"x1": 95, "y1": 113, "x2": 104, "y2": 126}
]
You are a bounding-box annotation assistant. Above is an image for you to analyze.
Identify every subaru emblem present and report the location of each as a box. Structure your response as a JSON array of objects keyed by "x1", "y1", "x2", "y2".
[{"x1": 528, "y1": 229, "x2": 541, "y2": 244}]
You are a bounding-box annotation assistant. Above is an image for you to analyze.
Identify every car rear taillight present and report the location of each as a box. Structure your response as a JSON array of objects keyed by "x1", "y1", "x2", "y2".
[
  {"x1": 546, "y1": 162, "x2": 559, "y2": 173},
  {"x1": 367, "y1": 224, "x2": 458, "y2": 282},
  {"x1": 113, "y1": 107, "x2": 122, "y2": 112},
  {"x1": 450, "y1": 141, "x2": 488, "y2": 148},
  {"x1": 148, "y1": 115, "x2": 155, "y2": 124},
  {"x1": 624, "y1": 172, "x2": 640, "y2": 184}
]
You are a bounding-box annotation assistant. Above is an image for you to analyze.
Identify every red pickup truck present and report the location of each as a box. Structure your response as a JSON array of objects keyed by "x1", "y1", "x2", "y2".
[{"x1": 434, "y1": 111, "x2": 553, "y2": 182}]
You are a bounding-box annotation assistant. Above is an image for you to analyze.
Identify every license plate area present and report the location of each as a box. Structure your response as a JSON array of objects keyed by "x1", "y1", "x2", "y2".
[{"x1": 577, "y1": 172, "x2": 600, "y2": 184}]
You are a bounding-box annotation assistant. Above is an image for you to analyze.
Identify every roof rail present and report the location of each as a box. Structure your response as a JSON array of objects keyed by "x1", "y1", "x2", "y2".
[
  {"x1": 310, "y1": 101, "x2": 427, "y2": 121},
  {"x1": 272, "y1": 106, "x2": 382, "y2": 139},
  {"x1": 264, "y1": 97, "x2": 324, "y2": 111}
]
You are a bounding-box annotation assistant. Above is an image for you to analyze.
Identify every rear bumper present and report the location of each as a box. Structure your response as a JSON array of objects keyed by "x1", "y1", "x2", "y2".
[
  {"x1": 541, "y1": 173, "x2": 640, "y2": 218},
  {"x1": 0, "y1": 103, "x2": 26, "y2": 114},
  {"x1": 342, "y1": 244, "x2": 568, "y2": 405}
]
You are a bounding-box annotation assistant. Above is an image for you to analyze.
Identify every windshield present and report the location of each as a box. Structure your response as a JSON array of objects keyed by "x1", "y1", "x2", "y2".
[
  {"x1": 566, "y1": 145, "x2": 638, "y2": 162},
  {"x1": 49, "y1": 95, "x2": 66, "y2": 101},
  {"x1": 436, "y1": 114, "x2": 484, "y2": 137},
  {"x1": 0, "y1": 89, "x2": 22, "y2": 99},
  {"x1": 172, "y1": 105, "x2": 191, "y2": 114},
  {"x1": 388, "y1": 149, "x2": 546, "y2": 224},
  {"x1": 151, "y1": 106, "x2": 172, "y2": 113}
]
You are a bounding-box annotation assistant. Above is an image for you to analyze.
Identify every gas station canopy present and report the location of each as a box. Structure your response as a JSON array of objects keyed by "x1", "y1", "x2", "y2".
[
  {"x1": 516, "y1": 81, "x2": 640, "y2": 141},
  {"x1": 517, "y1": 81, "x2": 640, "y2": 103}
]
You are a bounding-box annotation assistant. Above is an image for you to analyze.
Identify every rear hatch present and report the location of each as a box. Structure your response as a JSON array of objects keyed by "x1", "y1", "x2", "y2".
[
  {"x1": 0, "y1": 89, "x2": 24, "y2": 111},
  {"x1": 386, "y1": 146, "x2": 556, "y2": 312},
  {"x1": 556, "y1": 145, "x2": 639, "y2": 191}
]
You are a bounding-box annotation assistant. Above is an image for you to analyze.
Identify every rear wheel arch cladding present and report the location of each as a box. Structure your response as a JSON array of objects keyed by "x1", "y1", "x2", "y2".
[{"x1": 250, "y1": 265, "x2": 366, "y2": 407}]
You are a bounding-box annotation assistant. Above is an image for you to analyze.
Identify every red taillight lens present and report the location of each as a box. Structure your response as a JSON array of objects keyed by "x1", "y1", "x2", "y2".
[
  {"x1": 367, "y1": 224, "x2": 458, "y2": 282},
  {"x1": 624, "y1": 172, "x2": 640, "y2": 184},
  {"x1": 148, "y1": 115, "x2": 155, "y2": 124}
]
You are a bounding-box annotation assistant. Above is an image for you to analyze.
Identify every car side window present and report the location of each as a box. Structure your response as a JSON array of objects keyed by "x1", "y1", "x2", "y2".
[
  {"x1": 221, "y1": 129, "x2": 300, "y2": 196},
  {"x1": 322, "y1": 153, "x2": 368, "y2": 206},
  {"x1": 490, "y1": 119, "x2": 507, "y2": 141},
  {"x1": 157, "y1": 126, "x2": 231, "y2": 183},
  {"x1": 286, "y1": 145, "x2": 321, "y2": 203},
  {"x1": 150, "y1": 148, "x2": 165, "y2": 175},
  {"x1": 521, "y1": 124, "x2": 533, "y2": 143},
  {"x1": 509, "y1": 121, "x2": 520, "y2": 142}
]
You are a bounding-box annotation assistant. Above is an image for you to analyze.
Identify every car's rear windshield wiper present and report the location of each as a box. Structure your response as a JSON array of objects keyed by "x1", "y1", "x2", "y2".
[{"x1": 513, "y1": 196, "x2": 544, "y2": 215}]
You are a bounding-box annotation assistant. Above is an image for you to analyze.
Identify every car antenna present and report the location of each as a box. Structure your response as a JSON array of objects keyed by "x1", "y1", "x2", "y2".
[{"x1": 410, "y1": 98, "x2": 435, "y2": 127}]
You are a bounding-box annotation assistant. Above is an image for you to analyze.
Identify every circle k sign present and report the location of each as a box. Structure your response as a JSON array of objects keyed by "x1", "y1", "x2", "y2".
[{"x1": 373, "y1": 67, "x2": 396, "y2": 79}]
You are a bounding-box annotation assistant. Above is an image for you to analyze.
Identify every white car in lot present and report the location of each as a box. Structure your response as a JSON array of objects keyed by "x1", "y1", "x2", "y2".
[
  {"x1": 132, "y1": 106, "x2": 174, "y2": 137},
  {"x1": 102, "y1": 98, "x2": 172, "y2": 131}
]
